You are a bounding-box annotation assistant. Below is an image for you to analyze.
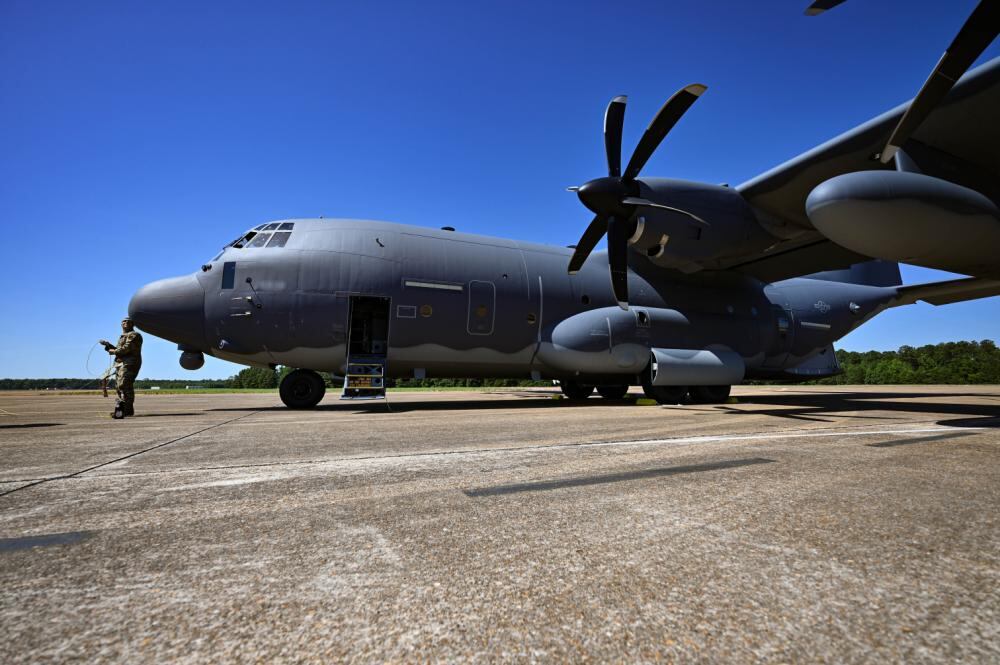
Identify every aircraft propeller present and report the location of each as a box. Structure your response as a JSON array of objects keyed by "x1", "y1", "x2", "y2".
[
  {"x1": 879, "y1": 0, "x2": 1000, "y2": 164},
  {"x1": 566, "y1": 84, "x2": 707, "y2": 310},
  {"x1": 807, "y1": 0, "x2": 1000, "y2": 165}
]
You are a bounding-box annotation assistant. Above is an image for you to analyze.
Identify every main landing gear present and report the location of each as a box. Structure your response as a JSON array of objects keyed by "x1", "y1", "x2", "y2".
[
  {"x1": 560, "y1": 380, "x2": 594, "y2": 400},
  {"x1": 689, "y1": 385, "x2": 731, "y2": 404},
  {"x1": 596, "y1": 385, "x2": 629, "y2": 400},
  {"x1": 640, "y1": 363, "x2": 731, "y2": 405},
  {"x1": 279, "y1": 369, "x2": 326, "y2": 409},
  {"x1": 560, "y1": 381, "x2": 630, "y2": 401},
  {"x1": 640, "y1": 382, "x2": 732, "y2": 405}
]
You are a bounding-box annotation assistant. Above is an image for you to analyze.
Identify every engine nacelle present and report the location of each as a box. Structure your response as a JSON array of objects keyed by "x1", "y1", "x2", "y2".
[
  {"x1": 537, "y1": 306, "x2": 746, "y2": 385},
  {"x1": 806, "y1": 170, "x2": 1000, "y2": 276},
  {"x1": 538, "y1": 306, "x2": 689, "y2": 374},
  {"x1": 627, "y1": 179, "x2": 774, "y2": 272}
]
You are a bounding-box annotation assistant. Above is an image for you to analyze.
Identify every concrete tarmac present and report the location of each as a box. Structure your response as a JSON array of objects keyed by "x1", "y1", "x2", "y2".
[{"x1": 1, "y1": 386, "x2": 999, "y2": 662}]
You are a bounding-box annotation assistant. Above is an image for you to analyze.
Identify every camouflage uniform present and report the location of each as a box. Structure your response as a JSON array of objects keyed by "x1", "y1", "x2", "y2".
[{"x1": 110, "y1": 330, "x2": 143, "y2": 416}]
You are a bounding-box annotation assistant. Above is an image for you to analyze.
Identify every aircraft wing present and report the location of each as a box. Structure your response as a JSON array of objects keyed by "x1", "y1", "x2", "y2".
[
  {"x1": 889, "y1": 276, "x2": 1000, "y2": 308},
  {"x1": 725, "y1": 56, "x2": 1000, "y2": 283}
]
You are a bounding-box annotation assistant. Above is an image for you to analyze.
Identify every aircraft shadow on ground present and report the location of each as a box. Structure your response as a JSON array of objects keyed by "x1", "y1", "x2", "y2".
[
  {"x1": 205, "y1": 388, "x2": 1000, "y2": 422},
  {"x1": 936, "y1": 415, "x2": 1000, "y2": 428},
  {"x1": 206, "y1": 391, "x2": 618, "y2": 414}
]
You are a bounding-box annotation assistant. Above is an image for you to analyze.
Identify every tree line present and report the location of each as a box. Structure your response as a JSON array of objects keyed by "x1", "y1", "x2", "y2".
[
  {"x1": 0, "y1": 377, "x2": 232, "y2": 390},
  {"x1": 814, "y1": 340, "x2": 1000, "y2": 385},
  {"x1": 2, "y1": 340, "x2": 998, "y2": 390}
]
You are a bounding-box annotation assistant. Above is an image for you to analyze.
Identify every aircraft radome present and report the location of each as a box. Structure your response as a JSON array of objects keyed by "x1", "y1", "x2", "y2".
[{"x1": 128, "y1": 1, "x2": 1000, "y2": 409}]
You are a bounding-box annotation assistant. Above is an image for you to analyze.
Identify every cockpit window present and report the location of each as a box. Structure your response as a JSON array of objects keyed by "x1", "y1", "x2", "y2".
[
  {"x1": 247, "y1": 232, "x2": 272, "y2": 248},
  {"x1": 230, "y1": 231, "x2": 256, "y2": 248},
  {"x1": 267, "y1": 231, "x2": 291, "y2": 248},
  {"x1": 226, "y1": 224, "x2": 294, "y2": 250}
]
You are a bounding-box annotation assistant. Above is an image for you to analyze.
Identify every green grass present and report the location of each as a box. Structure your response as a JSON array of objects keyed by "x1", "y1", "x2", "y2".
[
  {"x1": 29, "y1": 388, "x2": 277, "y2": 396},
  {"x1": 26, "y1": 386, "x2": 555, "y2": 396},
  {"x1": 386, "y1": 386, "x2": 552, "y2": 392},
  {"x1": 139, "y1": 388, "x2": 278, "y2": 394}
]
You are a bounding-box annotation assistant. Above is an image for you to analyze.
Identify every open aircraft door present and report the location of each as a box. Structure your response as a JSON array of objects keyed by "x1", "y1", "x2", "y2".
[{"x1": 341, "y1": 295, "x2": 391, "y2": 400}]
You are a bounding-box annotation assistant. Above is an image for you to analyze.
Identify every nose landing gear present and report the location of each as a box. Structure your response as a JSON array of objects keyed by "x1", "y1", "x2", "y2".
[{"x1": 279, "y1": 369, "x2": 326, "y2": 409}]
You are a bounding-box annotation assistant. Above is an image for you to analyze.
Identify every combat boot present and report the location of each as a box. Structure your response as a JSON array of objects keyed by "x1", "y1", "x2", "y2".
[
  {"x1": 112, "y1": 400, "x2": 125, "y2": 419},
  {"x1": 123, "y1": 405, "x2": 135, "y2": 417}
]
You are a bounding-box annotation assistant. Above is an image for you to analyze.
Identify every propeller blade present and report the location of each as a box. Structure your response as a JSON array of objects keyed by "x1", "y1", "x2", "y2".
[
  {"x1": 604, "y1": 96, "x2": 627, "y2": 178},
  {"x1": 607, "y1": 216, "x2": 630, "y2": 309},
  {"x1": 567, "y1": 215, "x2": 608, "y2": 274},
  {"x1": 880, "y1": 0, "x2": 1000, "y2": 164},
  {"x1": 804, "y1": 0, "x2": 847, "y2": 16},
  {"x1": 621, "y1": 197, "x2": 710, "y2": 225},
  {"x1": 622, "y1": 84, "x2": 707, "y2": 180}
]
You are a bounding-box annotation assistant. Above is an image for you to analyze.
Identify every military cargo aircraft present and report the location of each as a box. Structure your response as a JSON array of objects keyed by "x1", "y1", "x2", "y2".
[{"x1": 128, "y1": 1, "x2": 1000, "y2": 408}]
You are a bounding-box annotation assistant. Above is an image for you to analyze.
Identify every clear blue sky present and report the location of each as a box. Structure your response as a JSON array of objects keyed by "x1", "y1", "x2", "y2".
[{"x1": 1, "y1": 0, "x2": 997, "y2": 379}]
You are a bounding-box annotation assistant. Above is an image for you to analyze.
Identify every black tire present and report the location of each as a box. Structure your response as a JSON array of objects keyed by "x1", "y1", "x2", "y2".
[
  {"x1": 642, "y1": 384, "x2": 688, "y2": 404},
  {"x1": 689, "y1": 385, "x2": 731, "y2": 404},
  {"x1": 279, "y1": 369, "x2": 327, "y2": 409},
  {"x1": 640, "y1": 358, "x2": 687, "y2": 404},
  {"x1": 560, "y1": 380, "x2": 594, "y2": 400},
  {"x1": 597, "y1": 385, "x2": 629, "y2": 400}
]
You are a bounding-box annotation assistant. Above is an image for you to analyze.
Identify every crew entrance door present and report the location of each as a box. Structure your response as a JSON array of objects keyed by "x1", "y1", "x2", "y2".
[{"x1": 341, "y1": 296, "x2": 391, "y2": 400}]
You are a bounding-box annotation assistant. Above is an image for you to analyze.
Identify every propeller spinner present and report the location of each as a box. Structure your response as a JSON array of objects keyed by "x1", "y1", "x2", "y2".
[{"x1": 567, "y1": 84, "x2": 707, "y2": 309}]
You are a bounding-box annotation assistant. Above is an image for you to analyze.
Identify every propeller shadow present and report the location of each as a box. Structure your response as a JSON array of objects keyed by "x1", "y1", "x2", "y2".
[{"x1": 729, "y1": 389, "x2": 1000, "y2": 426}]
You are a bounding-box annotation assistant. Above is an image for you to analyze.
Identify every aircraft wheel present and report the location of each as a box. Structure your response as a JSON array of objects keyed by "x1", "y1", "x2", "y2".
[
  {"x1": 640, "y1": 361, "x2": 687, "y2": 404},
  {"x1": 642, "y1": 384, "x2": 688, "y2": 404},
  {"x1": 689, "y1": 385, "x2": 731, "y2": 404},
  {"x1": 560, "y1": 380, "x2": 594, "y2": 400},
  {"x1": 597, "y1": 385, "x2": 629, "y2": 400},
  {"x1": 279, "y1": 369, "x2": 327, "y2": 409}
]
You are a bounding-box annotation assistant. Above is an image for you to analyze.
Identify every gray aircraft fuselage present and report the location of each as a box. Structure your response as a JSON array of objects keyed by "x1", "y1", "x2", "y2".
[
  {"x1": 127, "y1": 6, "x2": 1000, "y2": 398},
  {"x1": 129, "y1": 217, "x2": 900, "y2": 385}
]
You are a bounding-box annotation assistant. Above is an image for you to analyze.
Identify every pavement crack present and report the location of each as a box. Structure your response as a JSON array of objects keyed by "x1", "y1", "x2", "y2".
[{"x1": 0, "y1": 411, "x2": 263, "y2": 499}]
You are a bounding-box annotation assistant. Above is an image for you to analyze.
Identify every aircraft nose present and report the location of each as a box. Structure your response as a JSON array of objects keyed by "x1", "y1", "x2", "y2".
[{"x1": 128, "y1": 274, "x2": 206, "y2": 349}]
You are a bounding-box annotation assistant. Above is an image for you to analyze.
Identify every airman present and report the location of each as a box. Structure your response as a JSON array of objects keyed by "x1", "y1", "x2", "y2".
[{"x1": 100, "y1": 317, "x2": 143, "y2": 418}]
